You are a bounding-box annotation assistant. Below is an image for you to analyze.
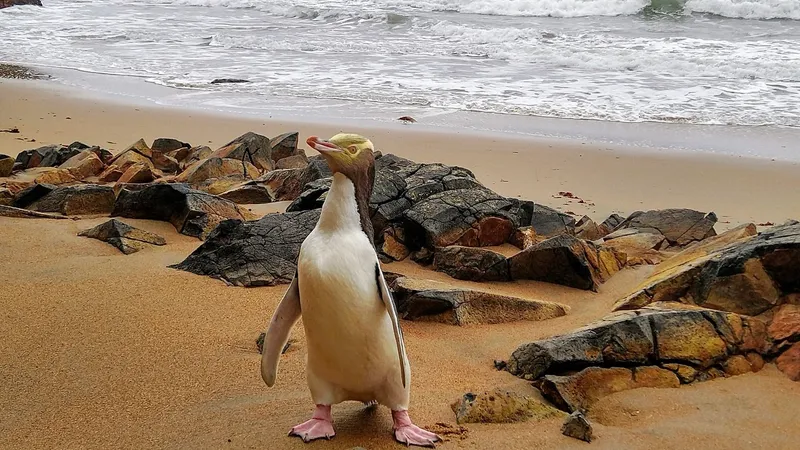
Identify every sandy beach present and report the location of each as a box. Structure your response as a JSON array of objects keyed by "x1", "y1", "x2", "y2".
[{"x1": 2, "y1": 77, "x2": 800, "y2": 450}]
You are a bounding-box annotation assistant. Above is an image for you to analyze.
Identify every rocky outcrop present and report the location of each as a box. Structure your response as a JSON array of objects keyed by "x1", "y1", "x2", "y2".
[
  {"x1": 451, "y1": 390, "x2": 565, "y2": 424},
  {"x1": 508, "y1": 235, "x2": 625, "y2": 291},
  {"x1": 27, "y1": 184, "x2": 115, "y2": 215},
  {"x1": 433, "y1": 246, "x2": 509, "y2": 282},
  {"x1": 111, "y1": 183, "x2": 255, "y2": 239},
  {"x1": 561, "y1": 411, "x2": 593, "y2": 443},
  {"x1": 0, "y1": 154, "x2": 13, "y2": 177},
  {"x1": 616, "y1": 208, "x2": 717, "y2": 247},
  {"x1": 507, "y1": 304, "x2": 768, "y2": 390},
  {"x1": 170, "y1": 210, "x2": 321, "y2": 285},
  {"x1": 615, "y1": 222, "x2": 796, "y2": 315},
  {"x1": 78, "y1": 219, "x2": 166, "y2": 254},
  {"x1": 212, "y1": 132, "x2": 273, "y2": 172},
  {"x1": 390, "y1": 276, "x2": 568, "y2": 325}
]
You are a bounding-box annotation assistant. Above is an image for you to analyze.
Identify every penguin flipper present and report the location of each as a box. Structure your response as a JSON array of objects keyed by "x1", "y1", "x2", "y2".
[
  {"x1": 261, "y1": 274, "x2": 301, "y2": 387},
  {"x1": 375, "y1": 263, "x2": 409, "y2": 388}
]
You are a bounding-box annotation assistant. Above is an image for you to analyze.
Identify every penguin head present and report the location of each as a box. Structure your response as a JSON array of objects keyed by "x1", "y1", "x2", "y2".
[{"x1": 306, "y1": 133, "x2": 375, "y2": 173}]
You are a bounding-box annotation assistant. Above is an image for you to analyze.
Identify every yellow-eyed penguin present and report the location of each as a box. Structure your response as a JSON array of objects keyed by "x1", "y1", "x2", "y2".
[{"x1": 260, "y1": 133, "x2": 441, "y2": 447}]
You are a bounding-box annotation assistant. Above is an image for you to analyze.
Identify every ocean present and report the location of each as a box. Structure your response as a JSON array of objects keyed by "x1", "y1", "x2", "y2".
[{"x1": 1, "y1": 0, "x2": 799, "y2": 156}]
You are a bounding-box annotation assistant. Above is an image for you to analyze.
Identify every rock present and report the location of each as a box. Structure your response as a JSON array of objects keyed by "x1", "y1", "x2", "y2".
[
  {"x1": 192, "y1": 174, "x2": 250, "y2": 195},
  {"x1": 746, "y1": 352, "x2": 765, "y2": 372},
  {"x1": 14, "y1": 144, "x2": 79, "y2": 169},
  {"x1": 508, "y1": 234, "x2": 624, "y2": 291},
  {"x1": 0, "y1": 154, "x2": 13, "y2": 177},
  {"x1": 210, "y1": 78, "x2": 249, "y2": 84},
  {"x1": 59, "y1": 149, "x2": 105, "y2": 180},
  {"x1": 111, "y1": 183, "x2": 255, "y2": 239},
  {"x1": 0, "y1": 188, "x2": 12, "y2": 206},
  {"x1": 599, "y1": 213, "x2": 624, "y2": 235},
  {"x1": 12, "y1": 183, "x2": 55, "y2": 208},
  {"x1": 275, "y1": 154, "x2": 308, "y2": 170},
  {"x1": 212, "y1": 132, "x2": 273, "y2": 172},
  {"x1": 575, "y1": 216, "x2": 604, "y2": 241},
  {"x1": 34, "y1": 168, "x2": 78, "y2": 185},
  {"x1": 286, "y1": 177, "x2": 332, "y2": 211},
  {"x1": 450, "y1": 390, "x2": 565, "y2": 424},
  {"x1": 219, "y1": 183, "x2": 272, "y2": 204},
  {"x1": 67, "y1": 141, "x2": 91, "y2": 151},
  {"x1": 179, "y1": 145, "x2": 212, "y2": 167},
  {"x1": 433, "y1": 246, "x2": 509, "y2": 282},
  {"x1": 101, "y1": 147, "x2": 154, "y2": 182},
  {"x1": 722, "y1": 355, "x2": 753, "y2": 376},
  {"x1": 534, "y1": 366, "x2": 679, "y2": 413},
  {"x1": 561, "y1": 411, "x2": 593, "y2": 443},
  {"x1": 776, "y1": 343, "x2": 800, "y2": 381},
  {"x1": 404, "y1": 188, "x2": 515, "y2": 248},
  {"x1": 599, "y1": 229, "x2": 667, "y2": 266},
  {"x1": 514, "y1": 202, "x2": 576, "y2": 239},
  {"x1": 151, "y1": 138, "x2": 190, "y2": 153},
  {"x1": 509, "y1": 226, "x2": 540, "y2": 250},
  {"x1": 270, "y1": 132, "x2": 301, "y2": 163},
  {"x1": 507, "y1": 304, "x2": 765, "y2": 381},
  {"x1": 391, "y1": 276, "x2": 567, "y2": 325},
  {"x1": 618, "y1": 208, "x2": 717, "y2": 247},
  {"x1": 662, "y1": 363, "x2": 698, "y2": 384},
  {"x1": 117, "y1": 162, "x2": 155, "y2": 184},
  {"x1": 257, "y1": 168, "x2": 305, "y2": 202},
  {"x1": 122, "y1": 138, "x2": 153, "y2": 159},
  {"x1": 410, "y1": 247, "x2": 434, "y2": 265},
  {"x1": 78, "y1": 219, "x2": 166, "y2": 254},
  {"x1": 0, "y1": 205, "x2": 69, "y2": 219},
  {"x1": 27, "y1": 185, "x2": 115, "y2": 215},
  {"x1": 0, "y1": 1, "x2": 42, "y2": 8},
  {"x1": 614, "y1": 222, "x2": 794, "y2": 315},
  {"x1": 769, "y1": 304, "x2": 800, "y2": 342},
  {"x1": 176, "y1": 157, "x2": 258, "y2": 185},
  {"x1": 152, "y1": 152, "x2": 180, "y2": 173},
  {"x1": 170, "y1": 209, "x2": 321, "y2": 285},
  {"x1": 381, "y1": 228, "x2": 410, "y2": 261},
  {"x1": 299, "y1": 157, "x2": 333, "y2": 187}
]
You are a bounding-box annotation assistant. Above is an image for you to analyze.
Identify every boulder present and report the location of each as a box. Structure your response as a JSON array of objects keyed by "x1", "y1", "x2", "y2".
[
  {"x1": 509, "y1": 201, "x2": 576, "y2": 239},
  {"x1": 12, "y1": 183, "x2": 55, "y2": 208},
  {"x1": 34, "y1": 168, "x2": 78, "y2": 185},
  {"x1": 450, "y1": 390, "x2": 565, "y2": 424},
  {"x1": 120, "y1": 138, "x2": 152, "y2": 159},
  {"x1": 575, "y1": 216, "x2": 604, "y2": 241},
  {"x1": 390, "y1": 276, "x2": 568, "y2": 325},
  {"x1": 507, "y1": 304, "x2": 768, "y2": 381},
  {"x1": 599, "y1": 229, "x2": 667, "y2": 266},
  {"x1": 769, "y1": 304, "x2": 800, "y2": 342},
  {"x1": 509, "y1": 226, "x2": 540, "y2": 250},
  {"x1": 411, "y1": 247, "x2": 434, "y2": 265},
  {"x1": 298, "y1": 157, "x2": 333, "y2": 188},
  {"x1": 534, "y1": 366, "x2": 679, "y2": 413},
  {"x1": 404, "y1": 188, "x2": 515, "y2": 248},
  {"x1": 27, "y1": 185, "x2": 115, "y2": 215},
  {"x1": 270, "y1": 132, "x2": 301, "y2": 163},
  {"x1": 599, "y1": 213, "x2": 624, "y2": 235},
  {"x1": 380, "y1": 227, "x2": 410, "y2": 261},
  {"x1": 219, "y1": 183, "x2": 272, "y2": 204},
  {"x1": 212, "y1": 132, "x2": 273, "y2": 172},
  {"x1": 776, "y1": 343, "x2": 800, "y2": 381},
  {"x1": 101, "y1": 147, "x2": 154, "y2": 182},
  {"x1": 0, "y1": 188, "x2": 12, "y2": 206},
  {"x1": 179, "y1": 145, "x2": 212, "y2": 167},
  {"x1": 251, "y1": 169, "x2": 300, "y2": 202},
  {"x1": 722, "y1": 355, "x2": 754, "y2": 376},
  {"x1": 170, "y1": 209, "x2": 321, "y2": 286},
  {"x1": 151, "y1": 138, "x2": 190, "y2": 154},
  {"x1": 192, "y1": 174, "x2": 249, "y2": 195},
  {"x1": 433, "y1": 246, "x2": 509, "y2": 282},
  {"x1": 176, "y1": 157, "x2": 258, "y2": 185},
  {"x1": 111, "y1": 183, "x2": 255, "y2": 239},
  {"x1": 615, "y1": 222, "x2": 795, "y2": 315},
  {"x1": 59, "y1": 149, "x2": 105, "y2": 180},
  {"x1": 117, "y1": 162, "x2": 155, "y2": 184},
  {"x1": 152, "y1": 152, "x2": 180, "y2": 174},
  {"x1": 617, "y1": 208, "x2": 717, "y2": 247},
  {"x1": 78, "y1": 219, "x2": 166, "y2": 254},
  {"x1": 0, "y1": 205, "x2": 69, "y2": 219},
  {"x1": 275, "y1": 154, "x2": 308, "y2": 170},
  {"x1": 508, "y1": 235, "x2": 625, "y2": 291},
  {"x1": 0, "y1": 154, "x2": 13, "y2": 177},
  {"x1": 14, "y1": 145, "x2": 79, "y2": 170},
  {"x1": 561, "y1": 411, "x2": 593, "y2": 443}
]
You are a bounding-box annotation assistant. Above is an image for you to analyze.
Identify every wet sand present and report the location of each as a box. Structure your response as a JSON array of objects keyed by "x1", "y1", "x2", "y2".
[{"x1": 2, "y1": 79, "x2": 800, "y2": 449}]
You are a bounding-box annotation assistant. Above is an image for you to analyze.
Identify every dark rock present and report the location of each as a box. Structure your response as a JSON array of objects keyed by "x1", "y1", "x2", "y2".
[
  {"x1": 509, "y1": 226, "x2": 540, "y2": 250},
  {"x1": 14, "y1": 144, "x2": 79, "y2": 169},
  {"x1": 111, "y1": 183, "x2": 255, "y2": 239},
  {"x1": 67, "y1": 141, "x2": 91, "y2": 150},
  {"x1": 451, "y1": 390, "x2": 565, "y2": 424},
  {"x1": 0, "y1": 154, "x2": 13, "y2": 177},
  {"x1": 13, "y1": 183, "x2": 55, "y2": 208},
  {"x1": 599, "y1": 213, "x2": 624, "y2": 235},
  {"x1": 508, "y1": 200, "x2": 576, "y2": 238},
  {"x1": 380, "y1": 226, "x2": 410, "y2": 261},
  {"x1": 433, "y1": 246, "x2": 509, "y2": 282},
  {"x1": 615, "y1": 222, "x2": 797, "y2": 315},
  {"x1": 210, "y1": 78, "x2": 249, "y2": 84},
  {"x1": 411, "y1": 247, "x2": 434, "y2": 265},
  {"x1": 78, "y1": 219, "x2": 166, "y2": 254},
  {"x1": 27, "y1": 184, "x2": 115, "y2": 215},
  {"x1": 0, "y1": 1, "x2": 42, "y2": 8},
  {"x1": 219, "y1": 183, "x2": 272, "y2": 204},
  {"x1": 0, "y1": 188, "x2": 12, "y2": 206},
  {"x1": 561, "y1": 411, "x2": 594, "y2": 443},
  {"x1": 390, "y1": 276, "x2": 567, "y2": 325},
  {"x1": 299, "y1": 157, "x2": 333, "y2": 187},
  {"x1": 257, "y1": 168, "x2": 305, "y2": 202},
  {"x1": 508, "y1": 234, "x2": 624, "y2": 291},
  {"x1": 151, "y1": 138, "x2": 190, "y2": 154},
  {"x1": 618, "y1": 208, "x2": 717, "y2": 247},
  {"x1": 179, "y1": 145, "x2": 212, "y2": 167},
  {"x1": 0, "y1": 205, "x2": 69, "y2": 219},
  {"x1": 507, "y1": 304, "x2": 765, "y2": 382},
  {"x1": 170, "y1": 209, "x2": 321, "y2": 286},
  {"x1": 212, "y1": 132, "x2": 273, "y2": 172},
  {"x1": 270, "y1": 132, "x2": 300, "y2": 163}
]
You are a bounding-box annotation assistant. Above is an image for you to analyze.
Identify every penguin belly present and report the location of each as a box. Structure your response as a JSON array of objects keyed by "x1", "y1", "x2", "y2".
[{"x1": 297, "y1": 229, "x2": 408, "y2": 409}]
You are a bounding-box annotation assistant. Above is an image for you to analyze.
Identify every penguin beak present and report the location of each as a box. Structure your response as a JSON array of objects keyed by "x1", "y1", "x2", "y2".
[{"x1": 307, "y1": 136, "x2": 343, "y2": 155}]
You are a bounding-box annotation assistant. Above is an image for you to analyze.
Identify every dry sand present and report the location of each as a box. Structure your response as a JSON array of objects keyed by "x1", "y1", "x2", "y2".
[{"x1": 2, "y1": 79, "x2": 800, "y2": 449}]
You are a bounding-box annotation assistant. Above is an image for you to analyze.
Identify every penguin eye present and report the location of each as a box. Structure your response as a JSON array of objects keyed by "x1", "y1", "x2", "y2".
[{"x1": 347, "y1": 145, "x2": 358, "y2": 155}]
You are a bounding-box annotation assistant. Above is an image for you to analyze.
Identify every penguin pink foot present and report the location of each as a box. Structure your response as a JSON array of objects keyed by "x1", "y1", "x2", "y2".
[
  {"x1": 392, "y1": 410, "x2": 441, "y2": 448},
  {"x1": 289, "y1": 405, "x2": 335, "y2": 442}
]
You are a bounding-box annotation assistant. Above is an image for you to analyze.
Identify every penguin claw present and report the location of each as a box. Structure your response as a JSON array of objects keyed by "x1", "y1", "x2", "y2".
[
  {"x1": 392, "y1": 410, "x2": 441, "y2": 448},
  {"x1": 289, "y1": 405, "x2": 336, "y2": 443}
]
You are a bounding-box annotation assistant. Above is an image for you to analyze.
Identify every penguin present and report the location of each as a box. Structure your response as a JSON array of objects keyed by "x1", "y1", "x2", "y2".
[{"x1": 260, "y1": 133, "x2": 441, "y2": 447}]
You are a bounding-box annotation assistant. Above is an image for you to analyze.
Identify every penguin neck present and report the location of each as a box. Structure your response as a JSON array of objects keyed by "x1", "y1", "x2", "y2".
[{"x1": 318, "y1": 172, "x2": 374, "y2": 246}]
